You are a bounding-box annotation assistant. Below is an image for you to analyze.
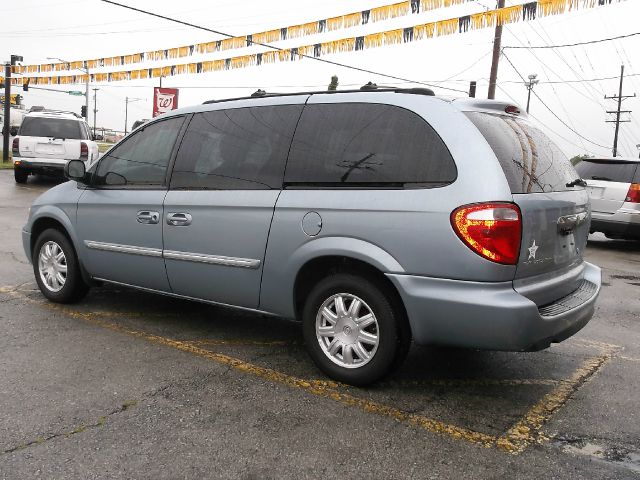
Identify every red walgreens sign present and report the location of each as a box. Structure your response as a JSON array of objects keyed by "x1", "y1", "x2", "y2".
[{"x1": 152, "y1": 87, "x2": 179, "y2": 117}]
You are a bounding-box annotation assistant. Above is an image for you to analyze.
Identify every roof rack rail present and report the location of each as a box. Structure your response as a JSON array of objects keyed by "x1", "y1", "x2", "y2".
[
  {"x1": 27, "y1": 107, "x2": 82, "y2": 118},
  {"x1": 202, "y1": 84, "x2": 435, "y2": 105}
]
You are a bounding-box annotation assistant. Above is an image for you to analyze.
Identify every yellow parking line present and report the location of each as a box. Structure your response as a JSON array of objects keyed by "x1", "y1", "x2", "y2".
[
  {"x1": 188, "y1": 339, "x2": 300, "y2": 347},
  {"x1": 6, "y1": 290, "x2": 495, "y2": 448},
  {"x1": 496, "y1": 344, "x2": 617, "y2": 454},
  {"x1": 2, "y1": 286, "x2": 621, "y2": 453}
]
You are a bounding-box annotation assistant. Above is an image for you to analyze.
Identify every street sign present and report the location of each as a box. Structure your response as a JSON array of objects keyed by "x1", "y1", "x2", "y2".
[
  {"x1": 153, "y1": 87, "x2": 179, "y2": 117},
  {"x1": 68, "y1": 91, "x2": 84, "y2": 96}
]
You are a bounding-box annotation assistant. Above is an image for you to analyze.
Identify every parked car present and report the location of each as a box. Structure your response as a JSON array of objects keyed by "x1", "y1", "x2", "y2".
[
  {"x1": 12, "y1": 109, "x2": 99, "y2": 183},
  {"x1": 574, "y1": 157, "x2": 640, "y2": 240},
  {"x1": 23, "y1": 87, "x2": 601, "y2": 385}
]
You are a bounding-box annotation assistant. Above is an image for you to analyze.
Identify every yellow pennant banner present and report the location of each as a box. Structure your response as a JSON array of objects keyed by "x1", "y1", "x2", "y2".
[
  {"x1": 15, "y1": 0, "x2": 473, "y2": 75},
  {"x1": 5, "y1": 0, "x2": 623, "y2": 87}
]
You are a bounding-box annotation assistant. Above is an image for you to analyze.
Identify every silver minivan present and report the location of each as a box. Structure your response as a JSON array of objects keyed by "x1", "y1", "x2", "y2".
[{"x1": 23, "y1": 87, "x2": 601, "y2": 385}]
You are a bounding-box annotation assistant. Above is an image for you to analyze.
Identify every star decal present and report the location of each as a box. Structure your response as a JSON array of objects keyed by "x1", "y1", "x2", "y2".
[{"x1": 528, "y1": 240, "x2": 539, "y2": 260}]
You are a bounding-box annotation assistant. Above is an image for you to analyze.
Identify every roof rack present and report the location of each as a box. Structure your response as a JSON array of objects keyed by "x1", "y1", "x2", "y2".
[
  {"x1": 203, "y1": 82, "x2": 435, "y2": 105},
  {"x1": 27, "y1": 106, "x2": 82, "y2": 118}
]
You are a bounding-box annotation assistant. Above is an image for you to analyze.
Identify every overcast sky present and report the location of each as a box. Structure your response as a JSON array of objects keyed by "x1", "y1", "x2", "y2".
[{"x1": 1, "y1": 0, "x2": 639, "y2": 158}]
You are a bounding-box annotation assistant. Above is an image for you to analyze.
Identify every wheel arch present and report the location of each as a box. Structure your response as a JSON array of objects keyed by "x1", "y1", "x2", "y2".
[
  {"x1": 292, "y1": 255, "x2": 409, "y2": 328},
  {"x1": 29, "y1": 209, "x2": 91, "y2": 284}
]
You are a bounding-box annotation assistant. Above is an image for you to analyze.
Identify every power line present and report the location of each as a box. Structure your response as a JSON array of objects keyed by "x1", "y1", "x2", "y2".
[
  {"x1": 501, "y1": 51, "x2": 609, "y2": 150},
  {"x1": 503, "y1": 31, "x2": 640, "y2": 49},
  {"x1": 98, "y1": 0, "x2": 468, "y2": 93},
  {"x1": 495, "y1": 84, "x2": 598, "y2": 155}
]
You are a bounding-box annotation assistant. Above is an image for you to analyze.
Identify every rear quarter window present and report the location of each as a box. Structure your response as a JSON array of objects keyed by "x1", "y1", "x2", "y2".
[
  {"x1": 284, "y1": 103, "x2": 456, "y2": 187},
  {"x1": 465, "y1": 112, "x2": 577, "y2": 193},
  {"x1": 575, "y1": 159, "x2": 638, "y2": 184}
]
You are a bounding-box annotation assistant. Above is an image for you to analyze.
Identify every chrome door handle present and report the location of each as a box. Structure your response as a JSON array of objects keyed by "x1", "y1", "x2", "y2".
[
  {"x1": 166, "y1": 212, "x2": 192, "y2": 226},
  {"x1": 137, "y1": 210, "x2": 159, "y2": 224}
]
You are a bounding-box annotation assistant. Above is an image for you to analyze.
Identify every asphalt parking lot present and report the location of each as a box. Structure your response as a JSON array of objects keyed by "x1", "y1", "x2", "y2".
[{"x1": 1, "y1": 171, "x2": 639, "y2": 479}]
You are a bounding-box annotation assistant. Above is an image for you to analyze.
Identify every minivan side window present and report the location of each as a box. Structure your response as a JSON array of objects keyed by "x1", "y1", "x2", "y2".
[
  {"x1": 94, "y1": 116, "x2": 184, "y2": 186},
  {"x1": 284, "y1": 103, "x2": 456, "y2": 187},
  {"x1": 170, "y1": 105, "x2": 303, "y2": 190}
]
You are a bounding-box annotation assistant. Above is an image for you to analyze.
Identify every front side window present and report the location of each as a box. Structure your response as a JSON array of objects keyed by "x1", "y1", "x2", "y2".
[
  {"x1": 284, "y1": 103, "x2": 456, "y2": 187},
  {"x1": 94, "y1": 116, "x2": 184, "y2": 186},
  {"x1": 170, "y1": 105, "x2": 303, "y2": 190},
  {"x1": 20, "y1": 117, "x2": 87, "y2": 140}
]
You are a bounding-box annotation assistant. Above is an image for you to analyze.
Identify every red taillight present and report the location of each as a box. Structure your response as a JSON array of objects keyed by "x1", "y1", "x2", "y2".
[
  {"x1": 451, "y1": 202, "x2": 522, "y2": 265},
  {"x1": 12, "y1": 137, "x2": 19, "y2": 157},
  {"x1": 626, "y1": 183, "x2": 640, "y2": 203},
  {"x1": 80, "y1": 141, "x2": 88, "y2": 160}
]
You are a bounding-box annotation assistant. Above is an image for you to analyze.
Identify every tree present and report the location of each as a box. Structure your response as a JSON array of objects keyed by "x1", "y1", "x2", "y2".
[{"x1": 328, "y1": 75, "x2": 338, "y2": 91}]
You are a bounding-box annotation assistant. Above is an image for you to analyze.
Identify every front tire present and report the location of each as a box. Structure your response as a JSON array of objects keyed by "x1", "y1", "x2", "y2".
[
  {"x1": 302, "y1": 273, "x2": 407, "y2": 386},
  {"x1": 14, "y1": 168, "x2": 28, "y2": 183},
  {"x1": 33, "y1": 228, "x2": 89, "y2": 303}
]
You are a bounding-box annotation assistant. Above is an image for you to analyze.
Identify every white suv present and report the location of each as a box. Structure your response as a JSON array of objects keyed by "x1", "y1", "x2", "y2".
[
  {"x1": 12, "y1": 109, "x2": 99, "y2": 183},
  {"x1": 575, "y1": 157, "x2": 640, "y2": 240}
]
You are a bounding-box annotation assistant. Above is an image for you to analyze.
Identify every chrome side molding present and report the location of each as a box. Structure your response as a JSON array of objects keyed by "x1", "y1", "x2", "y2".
[
  {"x1": 163, "y1": 250, "x2": 260, "y2": 269},
  {"x1": 84, "y1": 240, "x2": 260, "y2": 269},
  {"x1": 84, "y1": 240, "x2": 163, "y2": 257}
]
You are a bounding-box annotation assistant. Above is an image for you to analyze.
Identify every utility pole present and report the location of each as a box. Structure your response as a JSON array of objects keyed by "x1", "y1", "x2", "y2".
[
  {"x1": 2, "y1": 54, "x2": 22, "y2": 163},
  {"x1": 124, "y1": 97, "x2": 142, "y2": 135},
  {"x1": 92, "y1": 88, "x2": 99, "y2": 138},
  {"x1": 605, "y1": 65, "x2": 635, "y2": 157},
  {"x1": 3, "y1": 62, "x2": 10, "y2": 163},
  {"x1": 487, "y1": 0, "x2": 506, "y2": 100},
  {"x1": 525, "y1": 74, "x2": 539, "y2": 113}
]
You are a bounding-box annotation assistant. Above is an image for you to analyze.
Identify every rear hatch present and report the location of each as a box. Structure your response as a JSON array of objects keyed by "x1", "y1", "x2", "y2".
[
  {"x1": 18, "y1": 116, "x2": 84, "y2": 160},
  {"x1": 466, "y1": 111, "x2": 590, "y2": 305},
  {"x1": 574, "y1": 158, "x2": 638, "y2": 214}
]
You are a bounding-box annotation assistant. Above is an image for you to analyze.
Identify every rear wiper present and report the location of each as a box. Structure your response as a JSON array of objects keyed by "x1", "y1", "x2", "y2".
[
  {"x1": 566, "y1": 178, "x2": 587, "y2": 188},
  {"x1": 590, "y1": 175, "x2": 613, "y2": 181}
]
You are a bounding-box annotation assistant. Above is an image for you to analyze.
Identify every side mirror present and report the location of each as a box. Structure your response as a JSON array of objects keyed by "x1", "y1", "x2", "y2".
[{"x1": 64, "y1": 160, "x2": 87, "y2": 183}]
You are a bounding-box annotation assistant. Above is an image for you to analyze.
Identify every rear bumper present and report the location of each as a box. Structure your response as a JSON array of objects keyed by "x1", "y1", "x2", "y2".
[
  {"x1": 14, "y1": 157, "x2": 67, "y2": 175},
  {"x1": 590, "y1": 209, "x2": 640, "y2": 238},
  {"x1": 386, "y1": 262, "x2": 601, "y2": 351}
]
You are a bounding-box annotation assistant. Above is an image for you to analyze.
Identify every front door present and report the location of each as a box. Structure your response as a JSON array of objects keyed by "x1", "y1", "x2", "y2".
[
  {"x1": 76, "y1": 116, "x2": 185, "y2": 291},
  {"x1": 163, "y1": 103, "x2": 304, "y2": 308}
]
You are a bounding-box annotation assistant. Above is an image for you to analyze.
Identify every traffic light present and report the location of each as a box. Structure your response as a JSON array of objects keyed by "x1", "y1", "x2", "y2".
[
  {"x1": 81, "y1": 105, "x2": 87, "y2": 118},
  {"x1": 23, "y1": 79, "x2": 29, "y2": 92}
]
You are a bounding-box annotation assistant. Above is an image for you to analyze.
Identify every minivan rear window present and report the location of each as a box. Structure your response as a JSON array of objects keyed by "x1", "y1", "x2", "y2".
[
  {"x1": 285, "y1": 103, "x2": 456, "y2": 187},
  {"x1": 465, "y1": 112, "x2": 577, "y2": 193},
  {"x1": 19, "y1": 117, "x2": 86, "y2": 140},
  {"x1": 574, "y1": 159, "x2": 638, "y2": 184}
]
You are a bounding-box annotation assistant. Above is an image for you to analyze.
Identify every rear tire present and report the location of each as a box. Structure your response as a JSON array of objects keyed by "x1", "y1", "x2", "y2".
[
  {"x1": 302, "y1": 273, "x2": 408, "y2": 386},
  {"x1": 33, "y1": 228, "x2": 89, "y2": 303},
  {"x1": 14, "y1": 168, "x2": 28, "y2": 184}
]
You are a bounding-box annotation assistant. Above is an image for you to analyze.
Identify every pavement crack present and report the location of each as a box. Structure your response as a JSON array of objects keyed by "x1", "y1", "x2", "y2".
[{"x1": 1, "y1": 399, "x2": 138, "y2": 455}]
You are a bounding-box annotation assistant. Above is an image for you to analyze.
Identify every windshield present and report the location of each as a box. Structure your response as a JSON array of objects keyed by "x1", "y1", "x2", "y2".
[
  {"x1": 465, "y1": 112, "x2": 578, "y2": 193},
  {"x1": 20, "y1": 116, "x2": 86, "y2": 140}
]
